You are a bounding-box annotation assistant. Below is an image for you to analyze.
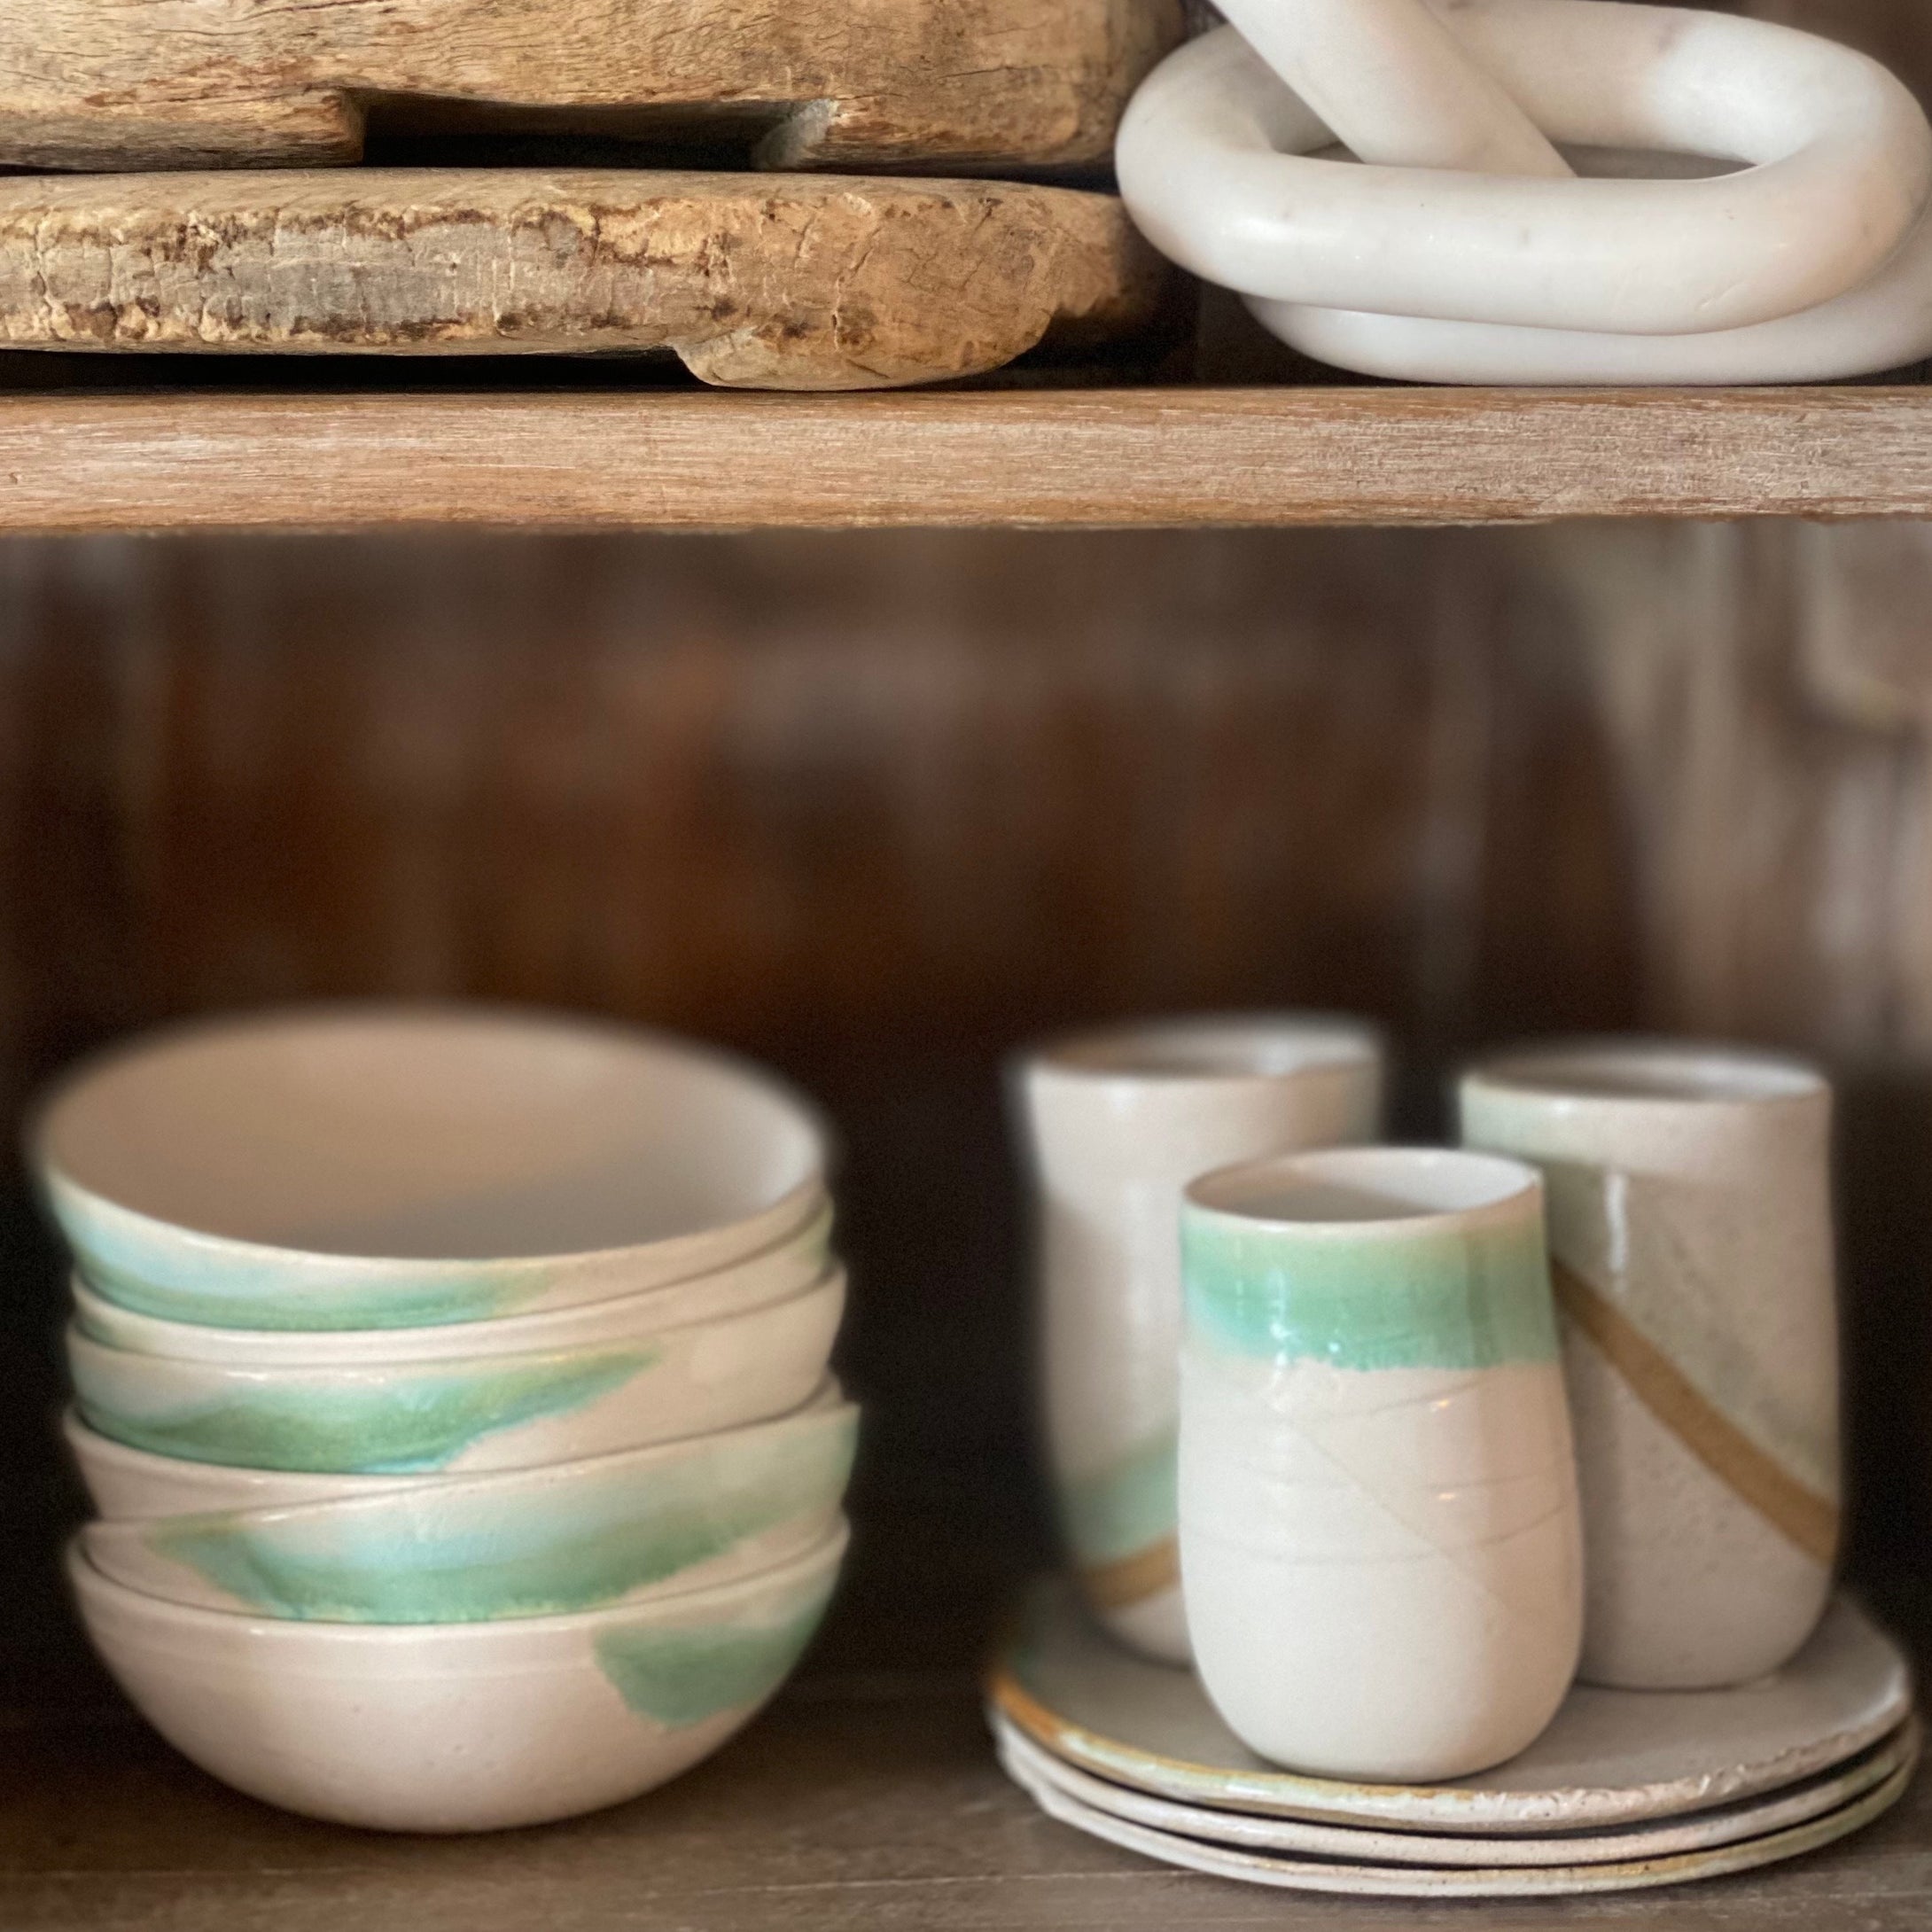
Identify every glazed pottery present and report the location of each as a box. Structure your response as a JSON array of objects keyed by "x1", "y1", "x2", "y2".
[
  {"x1": 69, "y1": 1519, "x2": 848, "y2": 1832},
  {"x1": 31, "y1": 1006, "x2": 827, "y2": 1329},
  {"x1": 1180, "y1": 1147, "x2": 1582, "y2": 1780},
  {"x1": 1014, "y1": 1014, "x2": 1381, "y2": 1663},
  {"x1": 1460, "y1": 1041, "x2": 1839, "y2": 1689},
  {"x1": 993, "y1": 1712, "x2": 1917, "y2": 1870},
  {"x1": 998, "y1": 1731, "x2": 1914, "y2": 1899},
  {"x1": 80, "y1": 1389, "x2": 857, "y2": 1622},
  {"x1": 68, "y1": 1200, "x2": 830, "y2": 1364},
  {"x1": 989, "y1": 1577, "x2": 1914, "y2": 1833},
  {"x1": 68, "y1": 1269, "x2": 845, "y2": 1474},
  {"x1": 64, "y1": 1379, "x2": 853, "y2": 1519},
  {"x1": 1117, "y1": 8, "x2": 1932, "y2": 384}
]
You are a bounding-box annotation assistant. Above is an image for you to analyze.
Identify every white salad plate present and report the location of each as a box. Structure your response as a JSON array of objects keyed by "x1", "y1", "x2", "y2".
[
  {"x1": 988, "y1": 1579, "x2": 1914, "y2": 1835},
  {"x1": 993, "y1": 1710, "x2": 1917, "y2": 1869},
  {"x1": 998, "y1": 1726, "x2": 1917, "y2": 1898}
]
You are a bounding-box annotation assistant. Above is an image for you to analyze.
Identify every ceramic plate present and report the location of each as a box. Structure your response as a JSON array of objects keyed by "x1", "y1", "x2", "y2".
[
  {"x1": 993, "y1": 1711, "x2": 1918, "y2": 1867},
  {"x1": 999, "y1": 1734, "x2": 1917, "y2": 1898},
  {"x1": 989, "y1": 1578, "x2": 1914, "y2": 1834}
]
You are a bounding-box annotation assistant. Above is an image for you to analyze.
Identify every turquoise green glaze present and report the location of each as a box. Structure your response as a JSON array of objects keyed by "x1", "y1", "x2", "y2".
[
  {"x1": 52, "y1": 1181, "x2": 552, "y2": 1330},
  {"x1": 1182, "y1": 1207, "x2": 1557, "y2": 1371},
  {"x1": 1061, "y1": 1429, "x2": 1177, "y2": 1565},
  {"x1": 595, "y1": 1587, "x2": 834, "y2": 1728},
  {"x1": 78, "y1": 1349, "x2": 655, "y2": 1473},
  {"x1": 146, "y1": 1413, "x2": 858, "y2": 1621}
]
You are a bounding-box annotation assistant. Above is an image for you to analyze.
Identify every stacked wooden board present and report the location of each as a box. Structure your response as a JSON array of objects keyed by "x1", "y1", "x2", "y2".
[{"x1": 0, "y1": 0, "x2": 1182, "y2": 386}]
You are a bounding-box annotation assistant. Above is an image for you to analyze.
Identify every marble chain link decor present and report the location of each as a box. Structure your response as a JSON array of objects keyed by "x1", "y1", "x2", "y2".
[{"x1": 1118, "y1": 0, "x2": 1932, "y2": 383}]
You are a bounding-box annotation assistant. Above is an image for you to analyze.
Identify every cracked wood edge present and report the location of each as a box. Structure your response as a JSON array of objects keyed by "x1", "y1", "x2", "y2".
[
  {"x1": 0, "y1": 171, "x2": 1169, "y2": 390},
  {"x1": 2, "y1": 387, "x2": 1931, "y2": 533},
  {"x1": 0, "y1": 0, "x2": 1184, "y2": 174}
]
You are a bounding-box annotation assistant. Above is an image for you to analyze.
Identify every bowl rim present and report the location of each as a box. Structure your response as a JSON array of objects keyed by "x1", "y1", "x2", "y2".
[
  {"x1": 67, "y1": 1196, "x2": 834, "y2": 1361},
  {"x1": 66, "y1": 1261, "x2": 845, "y2": 1384},
  {"x1": 28, "y1": 1003, "x2": 833, "y2": 1276},
  {"x1": 67, "y1": 1515, "x2": 851, "y2": 1646},
  {"x1": 75, "y1": 1382, "x2": 856, "y2": 1535}
]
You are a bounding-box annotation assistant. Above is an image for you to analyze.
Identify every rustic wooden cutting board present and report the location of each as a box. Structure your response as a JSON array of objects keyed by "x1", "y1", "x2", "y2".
[
  {"x1": 0, "y1": 0, "x2": 1183, "y2": 175},
  {"x1": 0, "y1": 171, "x2": 1168, "y2": 388}
]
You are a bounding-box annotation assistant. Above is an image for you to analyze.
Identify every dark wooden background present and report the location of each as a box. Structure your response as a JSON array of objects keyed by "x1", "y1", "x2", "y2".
[
  {"x1": 3, "y1": 0, "x2": 1931, "y2": 1734},
  {"x1": 1, "y1": 516, "x2": 1929, "y2": 1721}
]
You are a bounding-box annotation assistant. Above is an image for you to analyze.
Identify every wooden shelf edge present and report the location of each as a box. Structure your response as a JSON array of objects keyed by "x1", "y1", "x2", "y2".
[{"x1": 2, "y1": 385, "x2": 1931, "y2": 534}]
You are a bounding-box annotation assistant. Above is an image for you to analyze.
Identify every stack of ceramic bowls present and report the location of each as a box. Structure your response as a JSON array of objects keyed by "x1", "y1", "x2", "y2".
[{"x1": 33, "y1": 1008, "x2": 856, "y2": 1833}]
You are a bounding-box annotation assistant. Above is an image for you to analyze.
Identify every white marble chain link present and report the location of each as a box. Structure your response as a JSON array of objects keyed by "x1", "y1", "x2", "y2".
[{"x1": 1117, "y1": 1, "x2": 1932, "y2": 382}]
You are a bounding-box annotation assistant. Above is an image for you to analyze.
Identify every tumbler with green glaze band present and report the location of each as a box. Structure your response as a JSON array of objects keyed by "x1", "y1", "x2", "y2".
[{"x1": 1180, "y1": 1146, "x2": 1584, "y2": 1781}]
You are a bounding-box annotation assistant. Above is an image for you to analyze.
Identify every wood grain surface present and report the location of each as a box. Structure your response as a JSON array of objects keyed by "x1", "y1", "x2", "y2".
[
  {"x1": 0, "y1": 518, "x2": 1928, "y2": 1917},
  {"x1": 0, "y1": 0, "x2": 1182, "y2": 175},
  {"x1": 2, "y1": 386, "x2": 1931, "y2": 531},
  {"x1": 0, "y1": 171, "x2": 1164, "y2": 388},
  {"x1": 2, "y1": 1650, "x2": 1929, "y2": 1931}
]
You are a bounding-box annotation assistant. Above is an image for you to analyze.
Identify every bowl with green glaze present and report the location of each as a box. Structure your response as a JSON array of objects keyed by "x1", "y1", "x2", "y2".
[
  {"x1": 67, "y1": 1267, "x2": 845, "y2": 1475},
  {"x1": 80, "y1": 1384, "x2": 858, "y2": 1622},
  {"x1": 68, "y1": 1198, "x2": 832, "y2": 1366},
  {"x1": 68, "y1": 1516, "x2": 849, "y2": 1831},
  {"x1": 31, "y1": 1007, "x2": 828, "y2": 1332}
]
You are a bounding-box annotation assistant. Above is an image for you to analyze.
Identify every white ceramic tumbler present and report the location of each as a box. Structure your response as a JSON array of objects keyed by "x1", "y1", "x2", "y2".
[
  {"x1": 1180, "y1": 1148, "x2": 1583, "y2": 1780},
  {"x1": 1014, "y1": 1016, "x2": 1382, "y2": 1663},
  {"x1": 1461, "y1": 1041, "x2": 1840, "y2": 1690}
]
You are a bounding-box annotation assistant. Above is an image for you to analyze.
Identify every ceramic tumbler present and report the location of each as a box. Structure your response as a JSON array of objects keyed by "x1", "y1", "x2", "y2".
[
  {"x1": 1180, "y1": 1148, "x2": 1584, "y2": 1780},
  {"x1": 1460, "y1": 1041, "x2": 1840, "y2": 1690},
  {"x1": 1014, "y1": 1017, "x2": 1382, "y2": 1663}
]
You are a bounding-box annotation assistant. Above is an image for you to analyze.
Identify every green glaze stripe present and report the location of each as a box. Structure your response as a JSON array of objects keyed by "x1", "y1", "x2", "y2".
[
  {"x1": 77, "y1": 1349, "x2": 654, "y2": 1474},
  {"x1": 1061, "y1": 1430, "x2": 1177, "y2": 1566},
  {"x1": 147, "y1": 1414, "x2": 857, "y2": 1621},
  {"x1": 74, "y1": 1247, "x2": 542, "y2": 1331},
  {"x1": 595, "y1": 1587, "x2": 834, "y2": 1728},
  {"x1": 83, "y1": 1264, "x2": 542, "y2": 1331},
  {"x1": 53, "y1": 1182, "x2": 551, "y2": 1329},
  {"x1": 1182, "y1": 1211, "x2": 1557, "y2": 1371}
]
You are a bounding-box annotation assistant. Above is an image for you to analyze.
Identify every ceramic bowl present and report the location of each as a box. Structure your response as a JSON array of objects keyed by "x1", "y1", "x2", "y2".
[
  {"x1": 69, "y1": 1519, "x2": 849, "y2": 1832},
  {"x1": 68, "y1": 1269, "x2": 845, "y2": 1474},
  {"x1": 69, "y1": 1201, "x2": 832, "y2": 1366},
  {"x1": 80, "y1": 1388, "x2": 858, "y2": 1622},
  {"x1": 31, "y1": 1007, "x2": 829, "y2": 1330},
  {"x1": 62, "y1": 1377, "x2": 845, "y2": 1518}
]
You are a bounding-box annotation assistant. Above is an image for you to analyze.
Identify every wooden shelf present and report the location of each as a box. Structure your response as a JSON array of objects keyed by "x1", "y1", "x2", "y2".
[
  {"x1": 3, "y1": 385, "x2": 1932, "y2": 534},
  {"x1": 3, "y1": 1648, "x2": 1928, "y2": 1930}
]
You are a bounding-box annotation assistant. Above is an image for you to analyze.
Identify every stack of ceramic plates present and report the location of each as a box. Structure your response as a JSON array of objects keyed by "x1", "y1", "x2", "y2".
[
  {"x1": 35, "y1": 1007, "x2": 856, "y2": 1833},
  {"x1": 988, "y1": 1581, "x2": 1918, "y2": 1897}
]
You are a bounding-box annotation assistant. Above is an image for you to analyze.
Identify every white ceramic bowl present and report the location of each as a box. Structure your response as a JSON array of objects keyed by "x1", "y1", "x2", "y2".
[
  {"x1": 68, "y1": 1268, "x2": 845, "y2": 1474},
  {"x1": 69, "y1": 1519, "x2": 849, "y2": 1831},
  {"x1": 65, "y1": 1408, "x2": 423, "y2": 1518},
  {"x1": 80, "y1": 1388, "x2": 858, "y2": 1622},
  {"x1": 31, "y1": 1007, "x2": 829, "y2": 1330},
  {"x1": 69, "y1": 1200, "x2": 832, "y2": 1365},
  {"x1": 63, "y1": 1378, "x2": 851, "y2": 1519}
]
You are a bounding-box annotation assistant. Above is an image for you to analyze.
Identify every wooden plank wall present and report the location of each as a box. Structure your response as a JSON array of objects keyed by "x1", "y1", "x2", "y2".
[
  {"x1": 3, "y1": 0, "x2": 1932, "y2": 1710},
  {"x1": 1, "y1": 516, "x2": 1928, "y2": 1712}
]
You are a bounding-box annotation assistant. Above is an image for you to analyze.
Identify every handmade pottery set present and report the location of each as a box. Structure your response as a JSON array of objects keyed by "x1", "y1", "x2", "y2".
[
  {"x1": 35, "y1": 1009, "x2": 855, "y2": 1832},
  {"x1": 1117, "y1": 0, "x2": 1932, "y2": 382},
  {"x1": 999, "y1": 1018, "x2": 1917, "y2": 1897}
]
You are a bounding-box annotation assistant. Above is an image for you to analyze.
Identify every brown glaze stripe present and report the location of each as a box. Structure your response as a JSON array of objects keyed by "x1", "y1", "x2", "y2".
[
  {"x1": 1080, "y1": 1535, "x2": 1180, "y2": 1611},
  {"x1": 1553, "y1": 1260, "x2": 1839, "y2": 1568}
]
